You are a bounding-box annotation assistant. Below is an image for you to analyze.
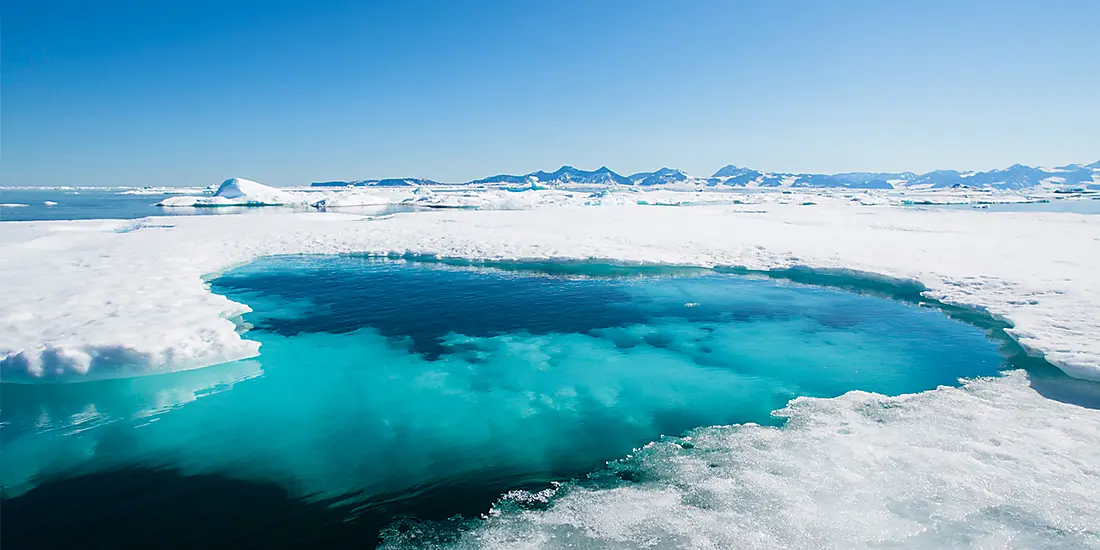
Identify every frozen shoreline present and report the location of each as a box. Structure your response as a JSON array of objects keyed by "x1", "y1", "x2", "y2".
[{"x1": 1, "y1": 196, "x2": 1098, "y2": 382}]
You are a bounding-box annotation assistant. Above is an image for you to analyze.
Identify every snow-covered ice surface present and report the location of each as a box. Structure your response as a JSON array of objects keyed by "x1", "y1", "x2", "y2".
[{"x1": 2, "y1": 196, "x2": 1098, "y2": 383}]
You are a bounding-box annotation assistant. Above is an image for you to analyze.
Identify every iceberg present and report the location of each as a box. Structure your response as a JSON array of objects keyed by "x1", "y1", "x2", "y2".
[{"x1": 157, "y1": 177, "x2": 297, "y2": 207}]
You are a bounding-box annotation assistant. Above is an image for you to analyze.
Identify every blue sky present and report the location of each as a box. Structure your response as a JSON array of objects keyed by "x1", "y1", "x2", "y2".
[{"x1": 3, "y1": 0, "x2": 1098, "y2": 186}]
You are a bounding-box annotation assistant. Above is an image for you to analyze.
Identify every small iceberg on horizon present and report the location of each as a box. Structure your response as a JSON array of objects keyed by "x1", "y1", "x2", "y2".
[
  {"x1": 157, "y1": 177, "x2": 393, "y2": 209},
  {"x1": 157, "y1": 178, "x2": 297, "y2": 207}
]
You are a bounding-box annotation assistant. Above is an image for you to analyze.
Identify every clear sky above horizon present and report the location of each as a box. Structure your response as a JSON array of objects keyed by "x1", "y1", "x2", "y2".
[{"x1": 3, "y1": 0, "x2": 1099, "y2": 187}]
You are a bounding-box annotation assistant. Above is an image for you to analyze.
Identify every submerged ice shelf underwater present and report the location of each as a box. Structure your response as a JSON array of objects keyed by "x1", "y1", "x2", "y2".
[{"x1": 1, "y1": 257, "x2": 1039, "y2": 539}]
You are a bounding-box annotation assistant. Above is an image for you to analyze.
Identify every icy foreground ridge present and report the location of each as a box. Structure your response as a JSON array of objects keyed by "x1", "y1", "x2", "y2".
[
  {"x1": 313, "y1": 160, "x2": 1100, "y2": 190},
  {"x1": 1, "y1": 198, "x2": 1098, "y2": 382},
  {"x1": 381, "y1": 371, "x2": 1100, "y2": 549}
]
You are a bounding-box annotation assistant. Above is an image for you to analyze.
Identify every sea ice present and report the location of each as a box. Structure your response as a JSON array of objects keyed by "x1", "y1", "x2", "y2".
[
  {"x1": 157, "y1": 177, "x2": 299, "y2": 207},
  {"x1": 1, "y1": 196, "x2": 1098, "y2": 382}
]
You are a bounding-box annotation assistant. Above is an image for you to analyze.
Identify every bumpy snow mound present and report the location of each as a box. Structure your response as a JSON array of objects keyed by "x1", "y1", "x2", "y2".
[
  {"x1": 1, "y1": 198, "x2": 1099, "y2": 382},
  {"x1": 157, "y1": 177, "x2": 296, "y2": 207},
  {"x1": 380, "y1": 371, "x2": 1100, "y2": 549}
]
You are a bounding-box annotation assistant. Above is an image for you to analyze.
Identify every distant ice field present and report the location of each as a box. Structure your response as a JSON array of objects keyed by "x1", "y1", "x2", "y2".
[{"x1": 3, "y1": 184, "x2": 1097, "y2": 223}]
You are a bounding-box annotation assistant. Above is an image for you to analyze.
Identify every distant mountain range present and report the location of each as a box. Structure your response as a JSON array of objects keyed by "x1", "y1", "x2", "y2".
[
  {"x1": 312, "y1": 177, "x2": 441, "y2": 188},
  {"x1": 312, "y1": 161, "x2": 1100, "y2": 190},
  {"x1": 473, "y1": 166, "x2": 634, "y2": 186}
]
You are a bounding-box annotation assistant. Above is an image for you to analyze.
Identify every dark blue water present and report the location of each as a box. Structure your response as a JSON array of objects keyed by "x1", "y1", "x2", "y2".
[{"x1": 1, "y1": 258, "x2": 1011, "y2": 548}]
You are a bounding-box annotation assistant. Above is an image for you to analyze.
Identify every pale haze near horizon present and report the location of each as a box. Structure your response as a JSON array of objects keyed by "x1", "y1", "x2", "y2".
[{"x1": 3, "y1": 0, "x2": 1098, "y2": 187}]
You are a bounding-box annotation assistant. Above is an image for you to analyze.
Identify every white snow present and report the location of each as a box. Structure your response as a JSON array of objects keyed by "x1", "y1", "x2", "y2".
[{"x1": 1, "y1": 196, "x2": 1098, "y2": 383}]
